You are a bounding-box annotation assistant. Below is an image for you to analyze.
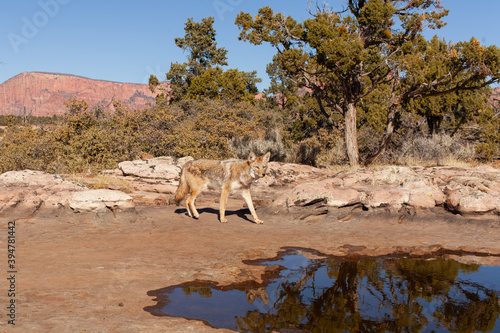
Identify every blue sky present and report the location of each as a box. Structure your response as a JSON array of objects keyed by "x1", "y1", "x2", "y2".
[{"x1": 1, "y1": 0, "x2": 499, "y2": 91}]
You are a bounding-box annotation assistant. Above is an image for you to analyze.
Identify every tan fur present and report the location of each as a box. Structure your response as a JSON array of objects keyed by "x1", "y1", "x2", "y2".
[
  {"x1": 174, "y1": 151, "x2": 271, "y2": 224},
  {"x1": 246, "y1": 287, "x2": 269, "y2": 305}
]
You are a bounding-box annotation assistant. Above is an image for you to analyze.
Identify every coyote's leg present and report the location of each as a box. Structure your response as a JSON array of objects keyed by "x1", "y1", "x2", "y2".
[
  {"x1": 241, "y1": 188, "x2": 263, "y2": 224},
  {"x1": 185, "y1": 198, "x2": 193, "y2": 218},
  {"x1": 186, "y1": 187, "x2": 203, "y2": 219},
  {"x1": 219, "y1": 186, "x2": 230, "y2": 223}
]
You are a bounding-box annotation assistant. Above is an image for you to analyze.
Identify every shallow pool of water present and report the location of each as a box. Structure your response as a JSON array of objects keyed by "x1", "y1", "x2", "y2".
[{"x1": 145, "y1": 250, "x2": 500, "y2": 332}]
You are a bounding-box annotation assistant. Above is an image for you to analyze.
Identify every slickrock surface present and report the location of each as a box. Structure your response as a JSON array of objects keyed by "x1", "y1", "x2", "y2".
[{"x1": 0, "y1": 159, "x2": 498, "y2": 331}]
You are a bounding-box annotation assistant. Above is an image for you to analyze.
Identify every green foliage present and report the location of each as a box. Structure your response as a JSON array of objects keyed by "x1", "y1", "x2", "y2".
[
  {"x1": 0, "y1": 115, "x2": 58, "y2": 126},
  {"x1": 174, "y1": 17, "x2": 228, "y2": 76},
  {"x1": 163, "y1": 17, "x2": 229, "y2": 102},
  {"x1": 150, "y1": 16, "x2": 262, "y2": 103},
  {"x1": 0, "y1": 115, "x2": 21, "y2": 127},
  {"x1": 187, "y1": 67, "x2": 261, "y2": 101},
  {"x1": 2, "y1": 8, "x2": 500, "y2": 173},
  {"x1": 474, "y1": 102, "x2": 500, "y2": 161},
  {"x1": 236, "y1": 2, "x2": 500, "y2": 166},
  {"x1": 169, "y1": 99, "x2": 272, "y2": 159}
]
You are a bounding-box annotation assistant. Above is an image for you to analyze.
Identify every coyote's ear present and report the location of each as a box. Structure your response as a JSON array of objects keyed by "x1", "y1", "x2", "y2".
[
  {"x1": 262, "y1": 152, "x2": 271, "y2": 163},
  {"x1": 248, "y1": 151, "x2": 257, "y2": 162}
]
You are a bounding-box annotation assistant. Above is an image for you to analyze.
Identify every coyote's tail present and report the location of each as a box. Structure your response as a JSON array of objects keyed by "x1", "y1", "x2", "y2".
[{"x1": 174, "y1": 168, "x2": 189, "y2": 205}]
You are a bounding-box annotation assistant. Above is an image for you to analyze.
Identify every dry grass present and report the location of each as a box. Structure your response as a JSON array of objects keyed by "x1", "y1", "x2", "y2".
[
  {"x1": 387, "y1": 133, "x2": 475, "y2": 167},
  {"x1": 65, "y1": 174, "x2": 132, "y2": 193},
  {"x1": 229, "y1": 128, "x2": 288, "y2": 162}
]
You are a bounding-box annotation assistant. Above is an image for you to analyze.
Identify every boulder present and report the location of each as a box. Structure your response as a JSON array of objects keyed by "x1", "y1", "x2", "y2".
[
  {"x1": 176, "y1": 156, "x2": 194, "y2": 168},
  {"x1": 370, "y1": 166, "x2": 416, "y2": 185},
  {"x1": 270, "y1": 179, "x2": 363, "y2": 209},
  {"x1": 111, "y1": 157, "x2": 185, "y2": 195},
  {"x1": 445, "y1": 186, "x2": 500, "y2": 214},
  {"x1": 0, "y1": 169, "x2": 137, "y2": 221},
  {"x1": 0, "y1": 170, "x2": 86, "y2": 217},
  {"x1": 0, "y1": 187, "x2": 40, "y2": 213},
  {"x1": 0, "y1": 169, "x2": 64, "y2": 187},
  {"x1": 403, "y1": 181, "x2": 445, "y2": 208},
  {"x1": 118, "y1": 157, "x2": 180, "y2": 180},
  {"x1": 266, "y1": 162, "x2": 336, "y2": 186},
  {"x1": 338, "y1": 171, "x2": 372, "y2": 187},
  {"x1": 362, "y1": 187, "x2": 410, "y2": 210},
  {"x1": 69, "y1": 189, "x2": 135, "y2": 213}
]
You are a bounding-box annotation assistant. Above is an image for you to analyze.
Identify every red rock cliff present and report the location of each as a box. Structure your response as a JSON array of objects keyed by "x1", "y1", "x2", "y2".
[{"x1": 0, "y1": 72, "x2": 167, "y2": 116}]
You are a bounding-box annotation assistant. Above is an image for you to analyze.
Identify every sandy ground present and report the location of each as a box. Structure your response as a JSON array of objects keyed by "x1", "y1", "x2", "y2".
[{"x1": 1, "y1": 189, "x2": 499, "y2": 332}]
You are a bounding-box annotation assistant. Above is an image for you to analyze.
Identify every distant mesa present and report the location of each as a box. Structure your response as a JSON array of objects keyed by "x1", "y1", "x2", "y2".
[
  {"x1": 0, "y1": 72, "x2": 170, "y2": 117},
  {"x1": 1, "y1": 71, "x2": 498, "y2": 117}
]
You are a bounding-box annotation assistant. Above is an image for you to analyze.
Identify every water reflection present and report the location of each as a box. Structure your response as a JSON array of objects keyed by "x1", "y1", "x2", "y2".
[{"x1": 145, "y1": 250, "x2": 500, "y2": 332}]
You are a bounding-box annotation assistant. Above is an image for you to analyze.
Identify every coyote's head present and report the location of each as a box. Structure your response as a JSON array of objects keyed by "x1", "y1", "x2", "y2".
[{"x1": 248, "y1": 151, "x2": 271, "y2": 179}]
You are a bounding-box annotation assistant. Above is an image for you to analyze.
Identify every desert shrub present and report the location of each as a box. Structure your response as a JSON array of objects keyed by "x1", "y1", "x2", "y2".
[
  {"x1": 229, "y1": 128, "x2": 287, "y2": 161},
  {"x1": 288, "y1": 137, "x2": 322, "y2": 166},
  {"x1": 315, "y1": 135, "x2": 347, "y2": 167},
  {"x1": 168, "y1": 99, "x2": 274, "y2": 159},
  {"x1": 0, "y1": 124, "x2": 68, "y2": 173},
  {"x1": 396, "y1": 133, "x2": 474, "y2": 166},
  {"x1": 475, "y1": 142, "x2": 498, "y2": 162},
  {"x1": 0, "y1": 98, "x2": 283, "y2": 174},
  {"x1": 473, "y1": 105, "x2": 500, "y2": 162}
]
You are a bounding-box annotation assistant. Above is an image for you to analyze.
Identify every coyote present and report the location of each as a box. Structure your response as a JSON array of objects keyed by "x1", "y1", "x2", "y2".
[{"x1": 174, "y1": 152, "x2": 271, "y2": 224}]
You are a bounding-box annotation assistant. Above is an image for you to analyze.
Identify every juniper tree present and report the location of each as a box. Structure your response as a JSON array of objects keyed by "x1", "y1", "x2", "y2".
[
  {"x1": 153, "y1": 17, "x2": 261, "y2": 102},
  {"x1": 151, "y1": 17, "x2": 229, "y2": 101},
  {"x1": 236, "y1": 0, "x2": 500, "y2": 166}
]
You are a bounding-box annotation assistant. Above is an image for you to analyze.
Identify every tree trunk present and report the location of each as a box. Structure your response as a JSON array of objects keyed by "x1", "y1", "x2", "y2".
[{"x1": 344, "y1": 102, "x2": 359, "y2": 167}]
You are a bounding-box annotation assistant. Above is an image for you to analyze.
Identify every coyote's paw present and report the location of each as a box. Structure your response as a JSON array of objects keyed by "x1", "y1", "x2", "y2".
[
  {"x1": 220, "y1": 217, "x2": 228, "y2": 223},
  {"x1": 255, "y1": 219, "x2": 264, "y2": 224}
]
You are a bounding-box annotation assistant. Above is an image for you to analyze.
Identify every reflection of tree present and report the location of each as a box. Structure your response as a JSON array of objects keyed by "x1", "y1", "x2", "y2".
[
  {"x1": 434, "y1": 281, "x2": 499, "y2": 332},
  {"x1": 237, "y1": 260, "x2": 322, "y2": 332},
  {"x1": 236, "y1": 257, "x2": 499, "y2": 333}
]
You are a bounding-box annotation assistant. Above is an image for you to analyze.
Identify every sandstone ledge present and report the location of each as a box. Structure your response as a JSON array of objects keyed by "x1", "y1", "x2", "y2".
[
  {"x1": 268, "y1": 165, "x2": 500, "y2": 218},
  {"x1": 1, "y1": 160, "x2": 499, "y2": 221},
  {"x1": 1, "y1": 160, "x2": 499, "y2": 332}
]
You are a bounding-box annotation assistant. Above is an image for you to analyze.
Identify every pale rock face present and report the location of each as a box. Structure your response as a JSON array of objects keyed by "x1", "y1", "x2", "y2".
[
  {"x1": 0, "y1": 170, "x2": 64, "y2": 187},
  {"x1": 0, "y1": 170, "x2": 86, "y2": 214},
  {"x1": 403, "y1": 181, "x2": 445, "y2": 208},
  {"x1": 362, "y1": 188, "x2": 410, "y2": 210},
  {"x1": 0, "y1": 170, "x2": 134, "y2": 218},
  {"x1": 1, "y1": 160, "x2": 499, "y2": 220},
  {"x1": 445, "y1": 186, "x2": 500, "y2": 214},
  {"x1": 69, "y1": 189, "x2": 134, "y2": 213},
  {"x1": 118, "y1": 157, "x2": 180, "y2": 179},
  {"x1": 268, "y1": 165, "x2": 500, "y2": 217}
]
